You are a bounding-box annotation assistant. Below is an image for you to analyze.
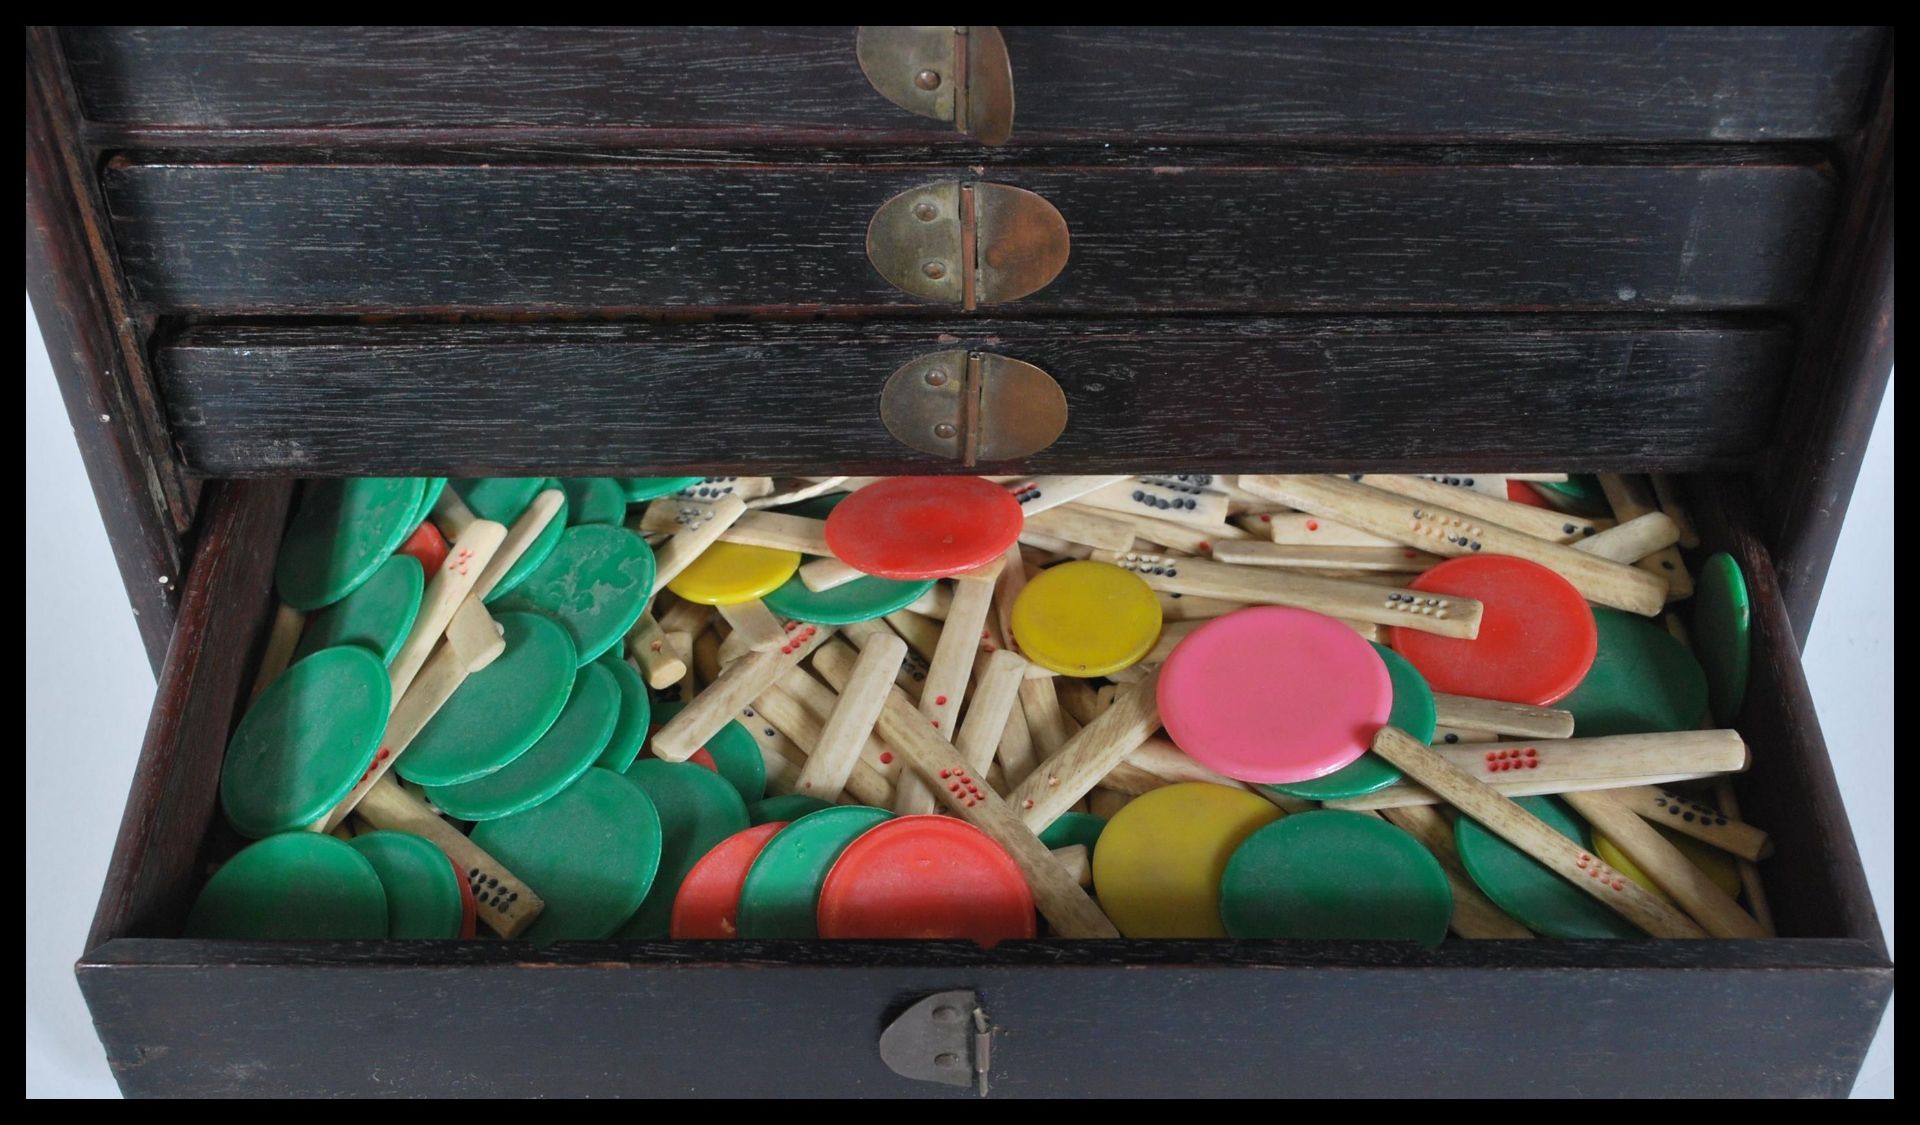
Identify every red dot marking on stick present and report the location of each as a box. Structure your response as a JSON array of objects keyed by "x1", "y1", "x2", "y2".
[
  {"x1": 1306, "y1": 520, "x2": 1320, "y2": 531},
  {"x1": 878, "y1": 753, "x2": 891, "y2": 765},
  {"x1": 935, "y1": 695, "x2": 949, "y2": 706}
]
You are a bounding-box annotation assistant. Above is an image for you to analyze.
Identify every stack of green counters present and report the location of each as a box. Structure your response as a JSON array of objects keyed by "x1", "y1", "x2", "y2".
[
  {"x1": 424, "y1": 662, "x2": 621, "y2": 820},
  {"x1": 290, "y1": 554, "x2": 424, "y2": 665},
  {"x1": 1267, "y1": 642, "x2": 1435, "y2": 801},
  {"x1": 275, "y1": 477, "x2": 427, "y2": 610},
  {"x1": 395, "y1": 611, "x2": 577, "y2": 787},
  {"x1": 749, "y1": 794, "x2": 835, "y2": 825},
  {"x1": 592, "y1": 651, "x2": 652, "y2": 772}
]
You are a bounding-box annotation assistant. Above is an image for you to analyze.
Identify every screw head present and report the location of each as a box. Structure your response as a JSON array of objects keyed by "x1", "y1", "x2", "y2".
[
  {"x1": 935, "y1": 1052, "x2": 962, "y2": 1068},
  {"x1": 933, "y1": 422, "x2": 958, "y2": 440},
  {"x1": 924, "y1": 369, "x2": 949, "y2": 387},
  {"x1": 915, "y1": 69, "x2": 942, "y2": 91},
  {"x1": 921, "y1": 260, "x2": 948, "y2": 280},
  {"x1": 912, "y1": 202, "x2": 939, "y2": 222}
]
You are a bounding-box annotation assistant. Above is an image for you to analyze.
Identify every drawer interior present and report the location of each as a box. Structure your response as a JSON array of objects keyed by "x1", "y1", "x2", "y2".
[{"x1": 78, "y1": 469, "x2": 1891, "y2": 1096}]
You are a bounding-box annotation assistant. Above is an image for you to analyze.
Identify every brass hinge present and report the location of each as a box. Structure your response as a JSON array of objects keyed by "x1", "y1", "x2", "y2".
[
  {"x1": 878, "y1": 990, "x2": 994, "y2": 1096},
  {"x1": 856, "y1": 26, "x2": 1014, "y2": 146},
  {"x1": 879, "y1": 349, "x2": 1068, "y2": 466},
  {"x1": 867, "y1": 181, "x2": 1070, "y2": 308}
]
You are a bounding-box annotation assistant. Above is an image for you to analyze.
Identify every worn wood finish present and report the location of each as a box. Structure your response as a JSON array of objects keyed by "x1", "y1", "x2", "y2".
[
  {"x1": 1764, "y1": 61, "x2": 1896, "y2": 641},
  {"x1": 102, "y1": 161, "x2": 1835, "y2": 315},
  {"x1": 1688, "y1": 477, "x2": 1886, "y2": 947},
  {"x1": 61, "y1": 26, "x2": 1883, "y2": 143},
  {"x1": 76, "y1": 936, "x2": 1890, "y2": 1098},
  {"x1": 156, "y1": 319, "x2": 1793, "y2": 477},
  {"x1": 83, "y1": 479, "x2": 292, "y2": 948},
  {"x1": 24, "y1": 27, "x2": 189, "y2": 668}
]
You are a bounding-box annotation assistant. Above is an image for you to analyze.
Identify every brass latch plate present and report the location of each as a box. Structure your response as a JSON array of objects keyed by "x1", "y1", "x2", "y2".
[
  {"x1": 879, "y1": 349, "x2": 1068, "y2": 466},
  {"x1": 868, "y1": 181, "x2": 1070, "y2": 308},
  {"x1": 856, "y1": 26, "x2": 1014, "y2": 145}
]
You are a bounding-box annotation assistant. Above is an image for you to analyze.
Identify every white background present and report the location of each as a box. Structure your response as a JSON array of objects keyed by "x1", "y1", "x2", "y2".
[{"x1": 24, "y1": 299, "x2": 1894, "y2": 1097}]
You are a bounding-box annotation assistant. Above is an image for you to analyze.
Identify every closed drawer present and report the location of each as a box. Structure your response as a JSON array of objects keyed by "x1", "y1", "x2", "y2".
[
  {"x1": 104, "y1": 158, "x2": 1836, "y2": 315},
  {"x1": 78, "y1": 473, "x2": 1891, "y2": 1097},
  {"x1": 158, "y1": 319, "x2": 1792, "y2": 477},
  {"x1": 64, "y1": 26, "x2": 1885, "y2": 143}
]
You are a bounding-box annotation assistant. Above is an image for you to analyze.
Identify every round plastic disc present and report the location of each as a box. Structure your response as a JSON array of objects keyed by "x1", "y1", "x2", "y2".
[
  {"x1": 818, "y1": 816, "x2": 1036, "y2": 947},
  {"x1": 1038, "y1": 811, "x2": 1107, "y2": 856},
  {"x1": 670, "y1": 822, "x2": 789, "y2": 938},
  {"x1": 619, "y1": 476, "x2": 706, "y2": 502},
  {"x1": 423, "y1": 662, "x2": 620, "y2": 821},
  {"x1": 617, "y1": 759, "x2": 752, "y2": 938},
  {"x1": 737, "y1": 806, "x2": 895, "y2": 938},
  {"x1": 471, "y1": 767, "x2": 663, "y2": 942},
  {"x1": 396, "y1": 611, "x2": 577, "y2": 787},
  {"x1": 395, "y1": 519, "x2": 449, "y2": 576},
  {"x1": 494, "y1": 523, "x2": 655, "y2": 664},
  {"x1": 1694, "y1": 552, "x2": 1752, "y2": 725},
  {"x1": 1091, "y1": 782, "x2": 1284, "y2": 938},
  {"x1": 276, "y1": 477, "x2": 426, "y2": 610},
  {"x1": 824, "y1": 476, "x2": 1024, "y2": 580},
  {"x1": 591, "y1": 652, "x2": 651, "y2": 772},
  {"x1": 221, "y1": 646, "x2": 390, "y2": 838},
  {"x1": 667, "y1": 541, "x2": 802, "y2": 606},
  {"x1": 1506, "y1": 480, "x2": 1556, "y2": 509},
  {"x1": 762, "y1": 571, "x2": 934, "y2": 625},
  {"x1": 1011, "y1": 560, "x2": 1163, "y2": 677},
  {"x1": 451, "y1": 477, "x2": 544, "y2": 522},
  {"x1": 292, "y1": 554, "x2": 424, "y2": 665},
  {"x1": 1220, "y1": 810, "x2": 1452, "y2": 945},
  {"x1": 1391, "y1": 555, "x2": 1598, "y2": 706},
  {"x1": 653, "y1": 700, "x2": 766, "y2": 803},
  {"x1": 185, "y1": 833, "x2": 387, "y2": 939},
  {"x1": 347, "y1": 830, "x2": 464, "y2": 938},
  {"x1": 479, "y1": 480, "x2": 570, "y2": 604},
  {"x1": 1559, "y1": 608, "x2": 1709, "y2": 736},
  {"x1": 749, "y1": 793, "x2": 836, "y2": 825},
  {"x1": 1159, "y1": 606, "x2": 1392, "y2": 784},
  {"x1": 1269, "y1": 642, "x2": 1434, "y2": 801},
  {"x1": 1594, "y1": 824, "x2": 1744, "y2": 903},
  {"x1": 561, "y1": 477, "x2": 628, "y2": 526},
  {"x1": 1455, "y1": 795, "x2": 1641, "y2": 939}
]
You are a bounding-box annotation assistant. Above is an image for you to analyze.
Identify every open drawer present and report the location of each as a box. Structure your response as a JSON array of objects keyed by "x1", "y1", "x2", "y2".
[{"x1": 77, "y1": 471, "x2": 1890, "y2": 1098}]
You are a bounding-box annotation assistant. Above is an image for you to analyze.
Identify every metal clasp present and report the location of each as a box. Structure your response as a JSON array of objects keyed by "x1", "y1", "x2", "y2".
[
  {"x1": 867, "y1": 181, "x2": 1070, "y2": 307},
  {"x1": 879, "y1": 989, "x2": 994, "y2": 1096},
  {"x1": 856, "y1": 26, "x2": 1014, "y2": 145},
  {"x1": 878, "y1": 349, "x2": 1068, "y2": 466}
]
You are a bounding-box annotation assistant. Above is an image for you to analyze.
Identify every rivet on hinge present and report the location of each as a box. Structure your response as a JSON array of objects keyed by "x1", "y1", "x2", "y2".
[
  {"x1": 857, "y1": 26, "x2": 1015, "y2": 146},
  {"x1": 878, "y1": 989, "x2": 994, "y2": 1096},
  {"x1": 867, "y1": 181, "x2": 1070, "y2": 307}
]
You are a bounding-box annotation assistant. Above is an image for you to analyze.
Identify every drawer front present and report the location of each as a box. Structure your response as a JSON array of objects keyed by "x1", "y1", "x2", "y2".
[
  {"x1": 157, "y1": 320, "x2": 1791, "y2": 476},
  {"x1": 105, "y1": 161, "x2": 1836, "y2": 315},
  {"x1": 64, "y1": 26, "x2": 1885, "y2": 143}
]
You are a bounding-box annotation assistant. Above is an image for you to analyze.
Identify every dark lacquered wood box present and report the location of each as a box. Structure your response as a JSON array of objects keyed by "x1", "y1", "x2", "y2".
[{"x1": 27, "y1": 26, "x2": 1892, "y2": 1097}]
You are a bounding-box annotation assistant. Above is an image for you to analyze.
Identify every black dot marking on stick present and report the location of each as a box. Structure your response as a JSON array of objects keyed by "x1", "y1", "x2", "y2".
[{"x1": 1444, "y1": 733, "x2": 1459, "y2": 744}]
